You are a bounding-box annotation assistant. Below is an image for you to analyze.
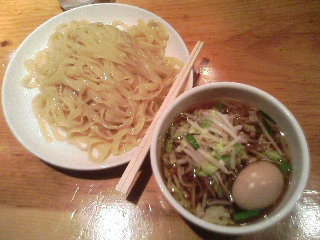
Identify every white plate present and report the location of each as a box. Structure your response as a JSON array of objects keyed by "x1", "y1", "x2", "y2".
[{"x1": 2, "y1": 3, "x2": 192, "y2": 170}]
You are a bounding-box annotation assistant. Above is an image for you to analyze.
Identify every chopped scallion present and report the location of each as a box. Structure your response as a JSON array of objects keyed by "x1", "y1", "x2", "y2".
[
  {"x1": 186, "y1": 133, "x2": 200, "y2": 150},
  {"x1": 233, "y1": 209, "x2": 261, "y2": 222},
  {"x1": 214, "y1": 102, "x2": 226, "y2": 113},
  {"x1": 200, "y1": 118, "x2": 213, "y2": 128},
  {"x1": 200, "y1": 162, "x2": 218, "y2": 176},
  {"x1": 196, "y1": 169, "x2": 207, "y2": 177},
  {"x1": 261, "y1": 111, "x2": 276, "y2": 124},
  {"x1": 234, "y1": 143, "x2": 245, "y2": 157},
  {"x1": 265, "y1": 150, "x2": 282, "y2": 162},
  {"x1": 221, "y1": 154, "x2": 231, "y2": 167},
  {"x1": 166, "y1": 139, "x2": 174, "y2": 153},
  {"x1": 213, "y1": 143, "x2": 224, "y2": 158},
  {"x1": 280, "y1": 161, "x2": 292, "y2": 174},
  {"x1": 263, "y1": 119, "x2": 273, "y2": 136}
]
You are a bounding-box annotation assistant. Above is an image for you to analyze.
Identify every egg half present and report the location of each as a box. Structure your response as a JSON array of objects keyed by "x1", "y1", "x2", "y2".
[{"x1": 232, "y1": 161, "x2": 284, "y2": 210}]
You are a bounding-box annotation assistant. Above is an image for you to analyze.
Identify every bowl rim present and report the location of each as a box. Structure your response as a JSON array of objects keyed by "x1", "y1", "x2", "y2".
[{"x1": 150, "y1": 82, "x2": 310, "y2": 235}]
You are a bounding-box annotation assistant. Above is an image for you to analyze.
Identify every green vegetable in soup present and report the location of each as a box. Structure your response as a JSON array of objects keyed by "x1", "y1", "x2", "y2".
[
  {"x1": 265, "y1": 150, "x2": 282, "y2": 162},
  {"x1": 198, "y1": 162, "x2": 218, "y2": 176},
  {"x1": 280, "y1": 161, "x2": 292, "y2": 175},
  {"x1": 186, "y1": 133, "x2": 200, "y2": 150},
  {"x1": 261, "y1": 111, "x2": 276, "y2": 124},
  {"x1": 233, "y1": 209, "x2": 261, "y2": 222},
  {"x1": 200, "y1": 118, "x2": 213, "y2": 128}
]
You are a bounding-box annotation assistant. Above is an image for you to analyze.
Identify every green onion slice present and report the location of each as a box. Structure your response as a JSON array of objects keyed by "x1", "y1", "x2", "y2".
[
  {"x1": 280, "y1": 161, "x2": 292, "y2": 175},
  {"x1": 186, "y1": 133, "x2": 200, "y2": 150},
  {"x1": 261, "y1": 111, "x2": 276, "y2": 124},
  {"x1": 233, "y1": 209, "x2": 261, "y2": 222}
]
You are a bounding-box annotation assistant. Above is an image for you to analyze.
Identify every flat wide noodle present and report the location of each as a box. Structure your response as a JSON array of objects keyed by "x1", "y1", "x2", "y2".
[{"x1": 22, "y1": 20, "x2": 183, "y2": 162}]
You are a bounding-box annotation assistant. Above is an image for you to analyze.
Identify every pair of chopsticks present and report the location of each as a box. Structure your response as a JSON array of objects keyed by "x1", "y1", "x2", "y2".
[{"x1": 116, "y1": 41, "x2": 204, "y2": 195}]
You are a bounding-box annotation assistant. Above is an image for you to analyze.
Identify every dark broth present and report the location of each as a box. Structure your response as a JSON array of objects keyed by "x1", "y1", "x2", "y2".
[{"x1": 160, "y1": 98, "x2": 291, "y2": 226}]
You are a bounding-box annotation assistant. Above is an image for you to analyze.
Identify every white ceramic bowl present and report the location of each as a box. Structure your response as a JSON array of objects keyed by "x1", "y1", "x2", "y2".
[{"x1": 150, "y1": 82, "x2": 310, "y2": 235}]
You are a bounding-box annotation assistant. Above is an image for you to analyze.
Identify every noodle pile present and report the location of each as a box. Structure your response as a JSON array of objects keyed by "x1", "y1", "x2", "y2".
[{"x1": 22, "y1": 20, "x2": 183, "y2": 162}]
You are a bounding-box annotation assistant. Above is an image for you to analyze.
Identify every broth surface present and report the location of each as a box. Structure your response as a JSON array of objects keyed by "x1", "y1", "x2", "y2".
[{"x1": 161, "y1": 99, "x2": 291, "y2": 226}]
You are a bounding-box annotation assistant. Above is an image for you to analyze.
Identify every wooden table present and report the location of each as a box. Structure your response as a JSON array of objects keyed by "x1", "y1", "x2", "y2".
[{"x1": 1, "y1": 0, "x2": 319, "y2": 239}]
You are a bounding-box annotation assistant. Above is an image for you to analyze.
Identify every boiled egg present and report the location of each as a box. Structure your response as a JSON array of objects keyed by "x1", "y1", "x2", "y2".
[{"x1": 232, "y1": 161, "x2": 284, "y2": 210}]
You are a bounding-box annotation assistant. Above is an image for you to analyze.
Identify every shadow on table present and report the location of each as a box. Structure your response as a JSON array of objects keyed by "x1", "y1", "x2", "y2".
[
  {"x1": 44, "y1": 153, "x2": 153, "y2": 204},
  {"x1": 127, "y1": 156, "x2": 153, "y2": 204},
  {"x1": 186, "y1": 221, "x2": 237, "y2": 240},
  {"x1": 45, "y1": 161, "x2": 126, "y2": 180}
]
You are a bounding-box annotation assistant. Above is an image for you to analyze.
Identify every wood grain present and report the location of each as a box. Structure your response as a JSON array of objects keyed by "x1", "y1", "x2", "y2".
[{"x1": 0, "y1": 0, "x2": 319, "y2": 239}]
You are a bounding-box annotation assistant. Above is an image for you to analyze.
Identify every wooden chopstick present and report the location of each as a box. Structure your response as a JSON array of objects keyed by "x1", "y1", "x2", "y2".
[{"x1": 116, "y1": 41, "x2": 204, "y2": 195}]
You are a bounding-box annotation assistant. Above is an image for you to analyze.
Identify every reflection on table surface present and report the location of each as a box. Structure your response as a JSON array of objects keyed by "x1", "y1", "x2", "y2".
[
  {"x1": 0, "y1": 0, "x2": 319, "y2": 239},
  {"x1": 1, "y1": 175, "x2": 319, "y2": 240}
]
